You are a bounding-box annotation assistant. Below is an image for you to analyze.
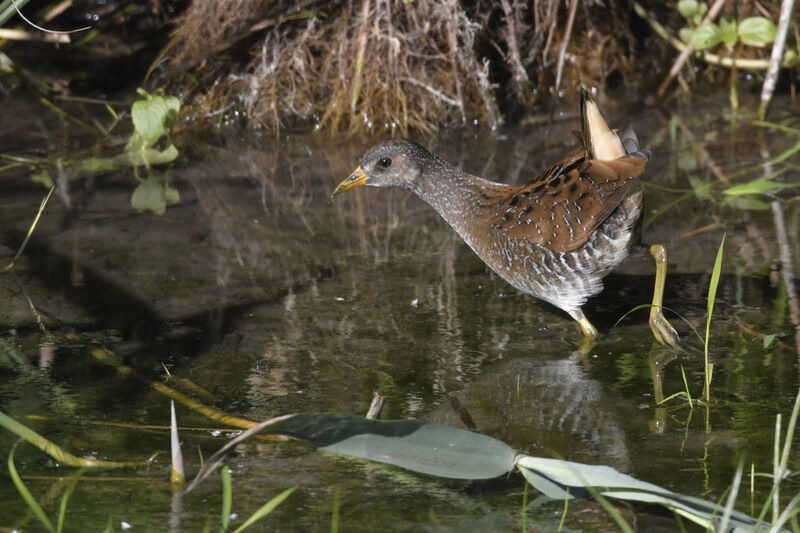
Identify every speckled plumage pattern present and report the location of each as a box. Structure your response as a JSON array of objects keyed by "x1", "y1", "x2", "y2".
[{"x1": 342, "y1": 90, "x2": 648, "y2": 328}]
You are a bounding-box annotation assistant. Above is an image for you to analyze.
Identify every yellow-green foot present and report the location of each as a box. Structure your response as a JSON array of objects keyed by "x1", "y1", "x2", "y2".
[{"x1": 649, "y1": 244, "x2": 680, "y2": 349}]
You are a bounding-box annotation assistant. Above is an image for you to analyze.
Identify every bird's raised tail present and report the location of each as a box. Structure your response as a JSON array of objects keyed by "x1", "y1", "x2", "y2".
[{"x1": 580, "y1": 88, "x2": 628, "y2": 161}]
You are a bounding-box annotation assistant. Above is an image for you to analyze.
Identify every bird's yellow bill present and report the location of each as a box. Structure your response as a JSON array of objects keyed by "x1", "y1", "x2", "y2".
[{"x1": 332, "y1": 165, "x2": 368, "y2": 197}]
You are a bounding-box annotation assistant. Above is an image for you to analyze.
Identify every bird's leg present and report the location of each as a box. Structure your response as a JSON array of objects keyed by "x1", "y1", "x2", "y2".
[
  {"x1": 571, "y1": 309, "x2": 598, "y2": 354},
  {"x1": 571, "y1": 308, "x2": 598, "y2": 337},
  {"x1": 649, "y1": 244, "x2": 680, "y2": 349}
]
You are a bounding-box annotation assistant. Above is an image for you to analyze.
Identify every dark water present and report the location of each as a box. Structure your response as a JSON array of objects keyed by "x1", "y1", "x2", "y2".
[{"x1": 1, "y1": 92, "x2": 799, "y2": 531}]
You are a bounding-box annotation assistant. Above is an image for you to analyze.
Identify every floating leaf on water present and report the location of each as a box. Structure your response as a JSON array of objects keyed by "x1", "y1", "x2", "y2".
[
  {"x1": 271, "y1": 413, "x2": 517, "y2": 480},
  {"x1": 738, "y1": 17, "x2": 777, "y2": 47}
]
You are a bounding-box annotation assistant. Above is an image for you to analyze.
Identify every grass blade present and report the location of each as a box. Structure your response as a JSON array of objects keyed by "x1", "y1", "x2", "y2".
[
  {"x1": 220, "y1": 464, "x2": 232, "y2": 532},
  {"x1": 8, "y1": 443, "x2": 55, "y2": 533},
  {"x1": 0, "y1": 186, "x2": 54, "y2": 274},
  {"x1": 231, "y1": 487, "x2": 297, "y2": 533},
  {"x1": 0, "y1": 410, "x2": 140, "y2": 468},
  {"x1": 704, "y1": 233, "x2": 725, "y2": 402},
  {"x1": 57, "y1": 468, "x2": 86, "y2": 533}
]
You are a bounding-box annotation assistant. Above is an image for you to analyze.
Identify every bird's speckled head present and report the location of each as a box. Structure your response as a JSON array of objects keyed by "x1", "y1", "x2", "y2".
[{"x1": 333, "y1": 138, "x2": 448, "y2": 197}]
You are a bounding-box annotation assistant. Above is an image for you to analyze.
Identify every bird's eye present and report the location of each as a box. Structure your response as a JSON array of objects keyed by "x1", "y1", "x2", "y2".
[{"x1": 377, "y1": 157, "x2": 392, "y2": 169}]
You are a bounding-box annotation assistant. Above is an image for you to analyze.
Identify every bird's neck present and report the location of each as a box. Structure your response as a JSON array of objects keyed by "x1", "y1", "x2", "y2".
[{"x1": 409, "y1": 165, "x2": 509, "y2": 243}]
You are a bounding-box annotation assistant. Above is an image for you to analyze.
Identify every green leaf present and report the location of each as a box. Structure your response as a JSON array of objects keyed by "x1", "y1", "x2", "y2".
[
  {"x1": 738, "y1": 17, "x2": 777, "y2": 47},
  {"x1": 186, "y1": 414, "x2": 516, "y2": 491},
  {"x1": 279, "y1": 414, "x2": 517, "y2": 479},
  {"x1": 724, "y1": 196, "x2": 771, "y2": 210},
  {"x1": 697, "y1": 2, "x2": 708, "y2": 18},
  {"x1": 31, "y1": 171, "x2": 54, "y2": 188},
  {"x1": 763, "y1": 334, "x2": 776, "y2": 348},
  {"x1": 693, "y1": 22, "x2": 722, "y2": 50},
  {"x1": 719, "y1": 13, "x2": 737, "y2": 47},
  {"x1": 164, "y1": 183, "x2": 181, "y2": 205},
  {"x1": 679, "y1": 27, "x2": 694, "y2": 44},
  {"x1": 677, "y1": 0, "x2": 699, "y2": 18},
  {"x1": 120, "y1": 138, "x2": 179, "y2": 167},
  {"x1": 783, "y1": 49, "x2": 800, "y2": 67},
  {"x1": 131, "y1": 91, "x2": 181, "y2": 145},
  {"x1": 722, "y1": 179, "x2": 798, "y2": 196},
  {"x1": 516, "y1": 455, "x2": 768, "y2": 533},
  {"x1": 131, "y1": 177, "x2": 167, "y2": 215}
]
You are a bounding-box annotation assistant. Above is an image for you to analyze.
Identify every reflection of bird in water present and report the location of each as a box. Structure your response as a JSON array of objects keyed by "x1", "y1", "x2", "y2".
[
  {"x1": 429, "y1": 355, "x2": 634, "y2": 472},
  {"x1": 334, "y1": 89, "x2": 678, "y2": 347}
]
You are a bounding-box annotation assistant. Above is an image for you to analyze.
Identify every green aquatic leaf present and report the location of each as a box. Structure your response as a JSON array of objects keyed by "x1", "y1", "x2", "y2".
[
  {"x1": 677, "y1": 0, "x2": 699, "y2": 18},
  {"x1": 679, "y1": 26, "x2": 694, "y2": 44},
  {"x1": 276, "y1": 414, "x2": 517, "y2": 480},
  {"x1": 8, "y1": 445, "x2": 55, "y2": 533},
  {"x1": 31, "y1": 171, "x2": 54, "y2": 188},
  {"x1": 763, "y1": 334, "x2": 776, "y2": 349},
  {"x1": 121, "y1": 136, "x2": 179, "y2": 167},
  {"x1": 77, "y1": 157, "x2": 117, "y2": 174},
  {"x1": 738, "y1": 16, "x2": 777, "y2": 47},
  {"x1": 722, "y1": 178, "x2": 798, "y2": 196},
  {"x1": 724, "y1": 196, "x2": 771, "y2": 210},
  {"x1": 185, "y1": 412, "x2": 781, "y2": 531},
  {"x1": 783, "y1": 49, "x2": 800, "y2": 67},
  {"x1": 516, "y1": 455, "x2": 777, "y2": 533},
  {"x1": 164, "y1": 182, "x2": 181, "y2": 205},
  {"x1": 719, "y1": 13, "x2": 737, "y2": 47},
  {"x1": 131, "y1": 177, "x2": 167, "y2": 215},
  {"x1": 693, "y1": 22, "x2": 722, "y2": 50},
  {"x1": 131, "y1": 90, "x2": 181, "y2": 145}
]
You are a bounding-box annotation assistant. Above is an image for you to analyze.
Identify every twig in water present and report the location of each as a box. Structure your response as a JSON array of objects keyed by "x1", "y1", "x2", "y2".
[
  {"x1": 759, "y1": 0, "x2": 797, "y2": 119},
  {"x1": 770, "y1": 201, "x2": 800, "y2": 358},
  {"x1": 448, "y1": 395, "x2": 477, "y2": 431},
  {"x1": 365, "y1": 392, "x2": 386, "y2": 420}
]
